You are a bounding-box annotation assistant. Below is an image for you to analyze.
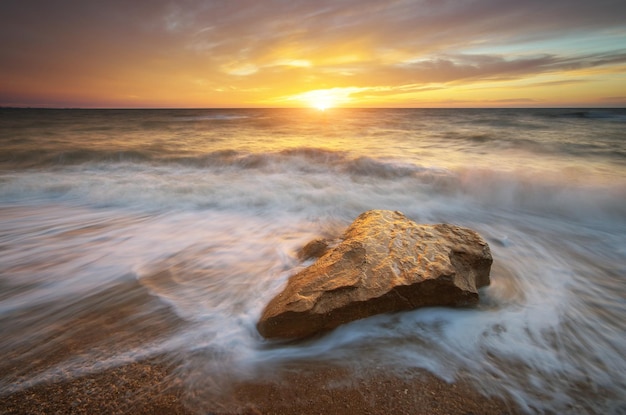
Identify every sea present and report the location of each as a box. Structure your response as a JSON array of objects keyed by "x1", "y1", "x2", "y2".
[{"x1": 1, "y1": 108, "x2": 625, "y2": 414}]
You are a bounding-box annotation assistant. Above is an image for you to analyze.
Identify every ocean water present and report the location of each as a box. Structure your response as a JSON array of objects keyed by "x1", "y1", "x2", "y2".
[{"x1": 1, "y1": 108, "x2": 625, "y2": 413}]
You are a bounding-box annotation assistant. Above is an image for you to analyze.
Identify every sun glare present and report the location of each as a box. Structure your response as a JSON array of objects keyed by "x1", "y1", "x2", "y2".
[
  {"x1": 314, "y1": 100, "x2": 330, "y2": 111},
  {"x1": 280, "y1": 87, "x2": 359, "y2": 110},
  {"x1": 302, "y1": 90, "x2": 336, "y2": 111}
]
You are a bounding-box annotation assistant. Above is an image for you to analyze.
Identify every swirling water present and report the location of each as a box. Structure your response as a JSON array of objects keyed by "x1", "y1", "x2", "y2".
[{"x1": 1, "y1": 108, "x2": 625, "y2": 413}]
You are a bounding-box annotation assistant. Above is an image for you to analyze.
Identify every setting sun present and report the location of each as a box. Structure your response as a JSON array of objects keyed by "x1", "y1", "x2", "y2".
[
  {"x1": 314, "y1": 101, "x2": 329, "y2": 111},
  {"x1": 278, "y1": 88, "x2": 362, "y2": 109},
  {"x1": 303, "y1": 90, "x2": 336, "y2": 111}
]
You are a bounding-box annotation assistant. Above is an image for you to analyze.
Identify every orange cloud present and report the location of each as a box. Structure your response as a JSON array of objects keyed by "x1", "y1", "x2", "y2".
[{"x1": 1, "y1": 0, "x2": 625, "y2": 108}]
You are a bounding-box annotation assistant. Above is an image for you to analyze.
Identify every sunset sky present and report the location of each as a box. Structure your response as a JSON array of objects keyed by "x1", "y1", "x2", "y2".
[{"x1": 1, "y1": 0, "x2": 626, "y2": 108}]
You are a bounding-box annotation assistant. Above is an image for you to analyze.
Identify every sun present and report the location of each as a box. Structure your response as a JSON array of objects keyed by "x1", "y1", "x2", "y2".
[
  {"x1": 314, "y1": 100, "x2": 330, "y2": 111},
  {"x1": 304, "y1": 90, "x2": 335, "y2": 111},
  {"x1": 282, "y1": 88, "x2": 354, "y2": 110}
]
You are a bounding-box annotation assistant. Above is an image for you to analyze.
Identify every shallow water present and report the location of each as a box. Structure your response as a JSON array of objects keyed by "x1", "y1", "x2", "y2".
[{"x1": 1, "y1": 108, "x2": 625, "y2": 413}]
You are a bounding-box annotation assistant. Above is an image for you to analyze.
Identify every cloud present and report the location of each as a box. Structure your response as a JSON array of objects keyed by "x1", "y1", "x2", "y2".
[{"x1": 1, "y1": 0, "x2": 626, "y2": 107}]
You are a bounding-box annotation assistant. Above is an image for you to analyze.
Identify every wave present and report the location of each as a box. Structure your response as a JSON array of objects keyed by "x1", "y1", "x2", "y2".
[
  {"x1": 0, "y1": 148, "x2": 155, "y2": 168},
  {"x1": 1, "y1": 147, "x2": 624, "y2": 224},
  {"x1": 543, "y1": 109, "x2": 626, "y2": 121},
  {"x1": 442, "y1": 133, "x2": 626, "y2": 162},
  {"x1": 4, "y1": 141, "x2": 624, "y2": 173},
  {"x1": 171, "y1": 114, "x2": 252, "y2": 122},
  {"x1": 0, "y1": 275, "x2": 184, "y2": 392},
  {"x1": 1, "y1": 146, "x2": 406, "y2": 172},
  {"x1": 4, "y1": 124, "x2": 625, "y2": 170}
]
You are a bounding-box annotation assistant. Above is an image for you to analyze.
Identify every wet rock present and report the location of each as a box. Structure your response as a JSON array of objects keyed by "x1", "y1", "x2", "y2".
[
  {"x1": 258, "y1": 210, "x2": 492, "y2": 339},
  {"x1": 297, "y1": 238, "x2": 330, "y2": 261}
]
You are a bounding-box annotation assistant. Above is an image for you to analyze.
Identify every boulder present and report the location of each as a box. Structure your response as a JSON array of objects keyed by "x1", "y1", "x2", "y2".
[{"x1": 257, "y1": 210, "x2": 492, "y2": 339}]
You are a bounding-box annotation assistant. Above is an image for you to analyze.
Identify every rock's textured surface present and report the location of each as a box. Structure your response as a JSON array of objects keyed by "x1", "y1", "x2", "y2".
[
  {"x1": 258, "y1": 210, "x2": 492, "y2": 339},
  {"x1": 297, "y1": 238, "x2": 330, "y2": 261}
]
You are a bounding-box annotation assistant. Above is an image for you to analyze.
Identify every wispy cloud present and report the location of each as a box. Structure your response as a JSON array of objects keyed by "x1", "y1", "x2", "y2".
[{"x1": 1, "y1": 0, "x2": 625, "y2": 107}]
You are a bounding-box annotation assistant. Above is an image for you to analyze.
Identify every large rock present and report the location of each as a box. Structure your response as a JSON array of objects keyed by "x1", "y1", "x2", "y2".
[{"x1": 257, "y1": 210, "x2": 492, "y2": 339}]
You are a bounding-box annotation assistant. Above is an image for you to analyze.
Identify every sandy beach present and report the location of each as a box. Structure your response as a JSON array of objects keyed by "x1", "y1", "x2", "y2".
[{"x1": 1, "y1": 357, "x2": 520, "y2": 415}]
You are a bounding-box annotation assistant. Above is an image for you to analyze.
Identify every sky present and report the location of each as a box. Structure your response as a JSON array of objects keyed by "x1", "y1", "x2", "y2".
[{"x1": 1, "y1": 0, "x2": 626, "y2": 108}]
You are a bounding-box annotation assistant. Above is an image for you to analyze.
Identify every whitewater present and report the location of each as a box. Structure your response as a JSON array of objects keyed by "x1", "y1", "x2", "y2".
[{"x1": 1, "y1": 108, "x2": 625, "y2": 413}]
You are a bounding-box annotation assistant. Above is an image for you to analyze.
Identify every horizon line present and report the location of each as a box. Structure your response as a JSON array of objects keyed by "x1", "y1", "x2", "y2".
[{"x1": 2, "y1": 105, "x2": 625, "y2": 110}]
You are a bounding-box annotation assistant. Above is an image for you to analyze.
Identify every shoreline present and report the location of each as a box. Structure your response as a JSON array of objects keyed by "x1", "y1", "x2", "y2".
[{"x1": 1, "y1": 358, "x2": 520, "y2": 415}]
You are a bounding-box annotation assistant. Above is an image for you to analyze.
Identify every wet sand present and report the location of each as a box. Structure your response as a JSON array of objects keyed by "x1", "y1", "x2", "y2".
[{"x1": 1, "y1": 358, "x2": 520, "y2": 415}]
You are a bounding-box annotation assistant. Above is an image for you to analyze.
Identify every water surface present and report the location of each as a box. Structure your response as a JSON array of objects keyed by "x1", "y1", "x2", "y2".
[{"x1": 1, "y1": 108, "x2": 625, "y2": 413}]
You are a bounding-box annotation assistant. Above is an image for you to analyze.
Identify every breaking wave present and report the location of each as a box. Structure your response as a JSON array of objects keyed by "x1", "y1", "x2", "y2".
[{"x1": 1, "y1": 148, "x2": 624, "y2": 224}]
